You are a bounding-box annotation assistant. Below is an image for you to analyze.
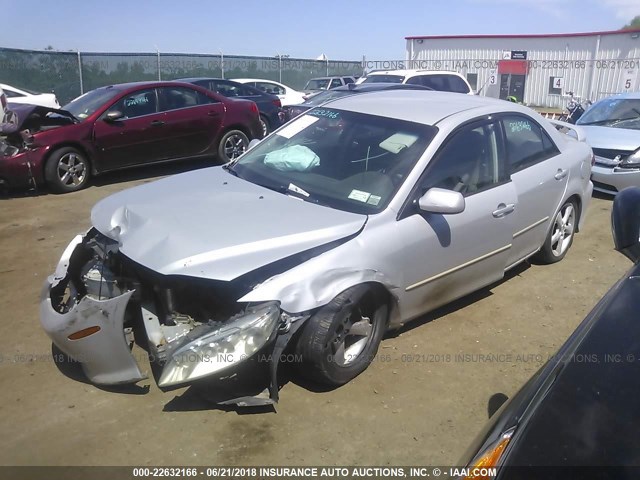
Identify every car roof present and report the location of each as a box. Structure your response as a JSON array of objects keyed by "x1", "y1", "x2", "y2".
[
  {"x1": 322, "y1": 90, "x2": 521, "y2": 125},
  {"x1": 232, "y1": 78, "x2": 282, "y2": 83},
  {"x1": 96, "y1": 81, "x2": 201, "y2": 91},
  {"x1": 367, "y1": 69, "x2": 463, "y2": 77},
  {"x1": 331, "y1": 83, "x2": 431, "y2": 92},
  {"x1": 598, "y1": 91, "x2": 640, "y2": 100},
  {"x1": 176, "y1": 77, "x2": 229, "y2": 83}
]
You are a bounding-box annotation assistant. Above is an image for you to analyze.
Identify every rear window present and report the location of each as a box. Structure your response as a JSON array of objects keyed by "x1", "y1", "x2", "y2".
[
  {"x1": 406, "y1": 74, "x2": 470, "y2": 93},
  {"x1": 361, "y1": 75, "x2": 404, "y2": 84}
]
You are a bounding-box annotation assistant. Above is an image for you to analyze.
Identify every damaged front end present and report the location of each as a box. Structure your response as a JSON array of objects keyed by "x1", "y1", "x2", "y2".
[
  {"x1": 0, "y1": 104, "x2": 77, "y2": 190},
  {"x1": 40, "y1": 229, "x2": 303, "y2": 406}
]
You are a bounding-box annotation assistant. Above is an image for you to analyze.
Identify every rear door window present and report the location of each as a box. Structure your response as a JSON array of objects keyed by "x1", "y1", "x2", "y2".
[{"x1": 501, "y1": 115, "x2": 560, "y2": 173}]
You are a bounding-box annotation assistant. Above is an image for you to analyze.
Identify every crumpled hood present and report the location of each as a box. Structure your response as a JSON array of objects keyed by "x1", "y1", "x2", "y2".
[
  {"x1": 91, "y1": 167, "x2": 367, "y2": 281},
  {"x1": 0, "y1": 103, "x2": 76, "y2": 134},
  {"x1": 579, "y1": 125, "x2": 640, "y2": 152}
]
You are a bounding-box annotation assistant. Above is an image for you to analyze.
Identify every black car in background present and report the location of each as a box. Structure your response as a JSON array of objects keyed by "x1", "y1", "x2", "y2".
[
  {"x1": 282, "y1": 83, "x2": 432, "y2": 123},
  {"x1": 179, "y1": 78, "x2": 282, "y2": 137},
  {"x1": 459, "y1": 187, "x2": 640, "y2": 479}
]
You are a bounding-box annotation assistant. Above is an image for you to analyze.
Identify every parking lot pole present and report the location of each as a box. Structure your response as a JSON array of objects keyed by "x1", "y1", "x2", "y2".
[
  {"x1": 156, "y1": 48, "x2": 161, "y2": 81},
  {"x1": 276, "y1": 53, "x2": 282, "y2": 83},
  {"x1": 77, "y1": 50, "x2": 84, "y2": 95},
  {"x1": 220, "y1": 50, "x2": 224, "y2": 79}
]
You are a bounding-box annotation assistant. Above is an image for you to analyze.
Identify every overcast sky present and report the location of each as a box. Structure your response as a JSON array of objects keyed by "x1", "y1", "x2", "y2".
[{"x1": 1, "y1": 0, "x2": 638, "y2": 59}]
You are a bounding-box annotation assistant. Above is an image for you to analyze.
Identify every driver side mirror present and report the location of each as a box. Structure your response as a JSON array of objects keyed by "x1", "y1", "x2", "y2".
[
  {"x1": 418, "y1": 188, "x2": 465, "y2": 214},
  {"x1": 612, "y1": 187, "x2": 640, "y2": 263},
  {"x1": 104, "y1": 110, "x2": 124, "y2": 122}
]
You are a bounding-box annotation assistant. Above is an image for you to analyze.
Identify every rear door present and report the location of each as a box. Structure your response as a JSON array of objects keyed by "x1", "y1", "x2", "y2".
[
  {"x1": 500, "y1": 114, "x2": 568, "y2": 267},
  {"x1": 397, "y1": 118, "x2": 517, "y2": 320},
  {"x1": 156, "y1": 86, "x2": 225, "y2": 158},
  {"x1": 93, "y1": 87, "x2": 167, "y2": 170}
]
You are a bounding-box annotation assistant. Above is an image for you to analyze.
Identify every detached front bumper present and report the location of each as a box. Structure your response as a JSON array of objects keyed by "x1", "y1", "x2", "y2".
[
  {"x1": 39, "y1": 235, "x2": 146, "y2": 385},
  {"x1": 39, "y1": 233, "x2": 293, "y2": 405}
]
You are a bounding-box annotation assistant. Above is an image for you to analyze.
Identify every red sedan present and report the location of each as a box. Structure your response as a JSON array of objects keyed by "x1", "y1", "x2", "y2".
[{"x1": 0, "y1": 81, "x2": 262, "y2": 193}]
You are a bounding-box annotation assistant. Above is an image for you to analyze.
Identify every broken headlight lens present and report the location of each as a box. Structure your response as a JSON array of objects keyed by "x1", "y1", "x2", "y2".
[{"x1": 158, "y1": 302, "x2": 280, "y2": 387}]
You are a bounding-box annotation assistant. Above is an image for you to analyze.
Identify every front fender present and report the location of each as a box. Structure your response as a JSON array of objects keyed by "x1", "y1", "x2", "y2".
[{"x1": 239, "y1": 267, "x2": 402, "y2": 325}]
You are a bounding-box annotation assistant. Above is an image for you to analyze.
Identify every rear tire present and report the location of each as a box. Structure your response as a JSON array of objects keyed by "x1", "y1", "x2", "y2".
[
  {"x1": 535, "y1": 199, "x2": 577, "y2": 264},
  {"x1": 217, "y1": 130, "x2": 249, "y2": 162},
  {"x1": 295, "y1": 285, "x2": 389, "y2": 386},
  {"x1": 259, "y1": 115, "x2": 270, "y2": 138},
  {"x1": 44, "y1": 147, "x2": 90, "y2": 193}
]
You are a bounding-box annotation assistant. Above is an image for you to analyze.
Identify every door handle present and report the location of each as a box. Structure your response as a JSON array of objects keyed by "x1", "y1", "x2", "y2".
[
  {"x1": 207, "y1": 111, "x2": 221, "y2": 117},
  {"x1": 554, "y1": 168, "x2": 568, "y2": 180},
  {"x1": 492, "y1": 203, "x2": 516, "y2": 218},
  {"x1": 150, "y1": 120, "x2": 165, "y2": 127}
]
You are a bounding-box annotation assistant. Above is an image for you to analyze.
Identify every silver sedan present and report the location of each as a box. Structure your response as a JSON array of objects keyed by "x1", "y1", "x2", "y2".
[
  {"x1": 40, "y1": 91, "x2": 594, "y2": 406},
  {"x1": 577, "y1": 91, "x2": 640, "y2": 195}
]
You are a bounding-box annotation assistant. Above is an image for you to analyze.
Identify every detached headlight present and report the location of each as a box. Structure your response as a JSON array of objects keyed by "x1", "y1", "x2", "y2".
[
  {"x1": 621, "y1": 149, "x2": 640, "y2": 167},
  {"x1": 158, "y1": 302, "x2": 280, "y2": 387}
]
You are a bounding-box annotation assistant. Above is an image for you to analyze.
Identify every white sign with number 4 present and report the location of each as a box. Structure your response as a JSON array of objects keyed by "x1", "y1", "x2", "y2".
[{"x1": 553, "y1": 77, "x2": 564, "y2": 90}]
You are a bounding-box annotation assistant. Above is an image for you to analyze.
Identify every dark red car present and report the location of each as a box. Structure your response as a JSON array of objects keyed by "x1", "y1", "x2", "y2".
[{"x1": 0, "y1": 81, "x2": 262, "y2": 193}]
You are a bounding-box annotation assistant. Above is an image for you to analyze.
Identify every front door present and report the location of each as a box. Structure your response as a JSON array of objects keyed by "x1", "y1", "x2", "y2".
[
  {"x1": 397, "y1": 119, "x2": 517, "y2": 322},
  {"x1": 93, "y1": 88, "x2": 168, "y2": 170}
]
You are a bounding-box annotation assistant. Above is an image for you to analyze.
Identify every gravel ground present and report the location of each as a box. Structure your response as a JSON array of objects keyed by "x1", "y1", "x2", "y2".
[{"x1": 0, "y1": 161, "x2": 631, "y2": 467}]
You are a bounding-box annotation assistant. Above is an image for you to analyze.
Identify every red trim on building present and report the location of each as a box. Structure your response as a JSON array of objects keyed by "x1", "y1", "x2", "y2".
[
  {"x1": 405, "y1": 28, "x2": 640, "y2": 40},
  {"x1": 498, "y1": 60, "x2": 528, "y2": 75}
]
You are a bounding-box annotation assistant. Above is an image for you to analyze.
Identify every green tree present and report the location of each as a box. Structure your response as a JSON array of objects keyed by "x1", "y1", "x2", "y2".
[{"x1": 621, "y1": 16, "x2": 640, "y2": 30}]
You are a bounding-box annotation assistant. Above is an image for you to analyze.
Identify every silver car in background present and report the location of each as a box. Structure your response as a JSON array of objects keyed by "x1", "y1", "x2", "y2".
[
  {"x1": 40, "y1": 91, "x2": 593, "y2": 406},
  {"x1": 577, "y1": 92, "x2": 640, "y2": 195}
]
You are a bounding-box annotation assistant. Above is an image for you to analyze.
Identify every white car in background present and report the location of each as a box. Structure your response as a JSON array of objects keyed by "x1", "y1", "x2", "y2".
[
  {"x1": 0, "y1": 83, "x2": 60, "y2": 108},
  {"x1": 232, "y1": 78, "x2": 305, "y2": 106},
  {"x1": 357, "y1": 69, "x2": 474, "y2": 95}
]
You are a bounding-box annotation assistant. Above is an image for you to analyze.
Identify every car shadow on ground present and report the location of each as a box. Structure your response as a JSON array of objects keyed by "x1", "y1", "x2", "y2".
[
  {"x1": 0, "y1": 156, "x2": 218, "y2": 199},
  {"x1": 387, "y1": 261, "x2": 530, "y2": 339}
]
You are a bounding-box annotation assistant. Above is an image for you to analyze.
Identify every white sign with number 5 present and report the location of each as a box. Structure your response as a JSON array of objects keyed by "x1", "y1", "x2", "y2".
[{"x1": 623, "y1": 70, "x2": 634, "y2": 90}]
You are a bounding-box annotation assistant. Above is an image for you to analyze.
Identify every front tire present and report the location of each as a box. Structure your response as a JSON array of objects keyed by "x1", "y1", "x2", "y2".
[
  {"x1": 535, "y1": 199, "x2": 577, "y2": 264},
  {"x1": 295, "y1": 285, "x2": 389, "y2": 386},
  {"x1": 218, "y1": 130, "x2": 249, "y2": 162},
  {"x1": 44, "y1": 147, "x2": 90, "y2": 193}
]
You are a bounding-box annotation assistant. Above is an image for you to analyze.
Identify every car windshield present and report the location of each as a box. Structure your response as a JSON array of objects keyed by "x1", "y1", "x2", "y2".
[
  {"x1": 305, "y1": 79, "x2": 330, "y2": 90},
  {"x1": 228, "y1": 108, "x2": 437, "y2": 214},
  {"x1": 361, "y1": 75, "x2": 405, "y2": 84},
  {"x1": 577, "y1": 98, "x2": 640, "y2": 130},
  {"x1": 62, "y1": 88, "x2": 122, "y2": 120},
  {"x1": 303, "y1": 90, "x2": 354, "y2": 106}
]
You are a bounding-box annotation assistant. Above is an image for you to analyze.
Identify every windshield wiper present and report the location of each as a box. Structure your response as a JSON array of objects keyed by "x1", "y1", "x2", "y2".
[
  {"x1": 222, "y1": 163, "x2": 239, "y2": 177},
  {"x1": 608, "y1": 116, "x2": 640, "y2": 127}
]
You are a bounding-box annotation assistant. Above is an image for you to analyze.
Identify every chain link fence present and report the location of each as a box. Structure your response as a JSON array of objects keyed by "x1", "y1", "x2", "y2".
[{"x1": 0, "y1": 47, "x2": 364, "y2": 105}]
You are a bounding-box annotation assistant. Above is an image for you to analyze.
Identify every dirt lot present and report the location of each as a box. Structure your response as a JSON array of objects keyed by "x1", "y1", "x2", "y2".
[{"x1": 0, "y1": 162, "x2": 631, "y2": 467}]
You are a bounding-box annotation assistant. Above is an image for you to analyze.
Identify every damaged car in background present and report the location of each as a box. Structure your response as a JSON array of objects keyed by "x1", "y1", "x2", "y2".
[
  {"x1": 40, "y1": 91, "x2": 594, "y2": 407},
  {"x1": 0, "y1": 81, "x2": 261, "y2": 193}
]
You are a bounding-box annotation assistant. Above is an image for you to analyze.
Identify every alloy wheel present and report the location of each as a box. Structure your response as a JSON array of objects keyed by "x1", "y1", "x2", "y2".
[
  {"x1": 551, "y1": 203, "x2": 575, "y2": 257},
  {"x1": 223, "y1": 134, "x2": 247, "y2": 160},
  {"x1": 57, "y1": 153, "x2": 87, "y2": 187},
  {"x1": 329, "y1": 306, "x2": 373, "y2": 366}
]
